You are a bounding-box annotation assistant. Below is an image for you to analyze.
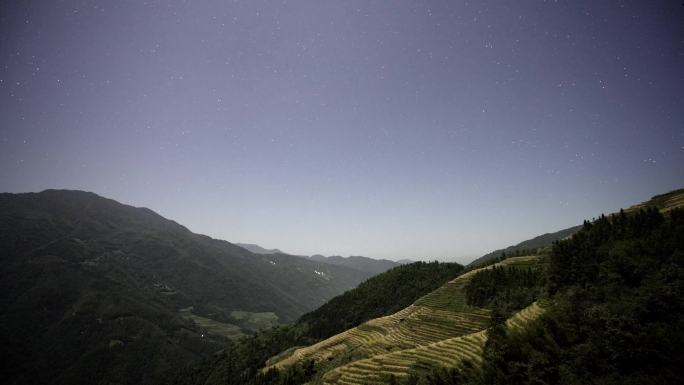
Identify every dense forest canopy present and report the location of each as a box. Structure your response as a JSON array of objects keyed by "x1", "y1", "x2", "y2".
[{"x1": 417, "y1": 207, "x2": 684, "y2": 385}]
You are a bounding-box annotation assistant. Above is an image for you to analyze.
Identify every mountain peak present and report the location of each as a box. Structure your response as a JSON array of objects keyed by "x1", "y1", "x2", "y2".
[{"x1": 235, "y1": 243, "x2": 285, "y2": 255}]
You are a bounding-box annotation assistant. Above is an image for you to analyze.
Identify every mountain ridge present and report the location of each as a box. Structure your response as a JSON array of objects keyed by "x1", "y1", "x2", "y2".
[
  {"x1": 0, "y1": 189, "x2": 377, "y2": 385},
  {"x1": 306, "y1": 254, "x2": 400, "y2": 275},
  {"x1": 235, "y1": 243, "x2": 285, "y2": 255},
  {"x1": 235, "y1": 244, "x2": 403, "y2": 275},
  {"x1": 470, "y1": 189, "x2": 684, "y2": 268},
  {"x1": 467, "y1": 225, "x2": 581, "y2": 267}
]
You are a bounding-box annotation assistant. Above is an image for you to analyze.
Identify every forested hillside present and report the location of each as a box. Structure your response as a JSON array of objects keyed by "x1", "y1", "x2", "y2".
[
  {"x1": 0, "y1": 190, "x2": 375, "y2": 385},
  {"x1": 465, "y1": 207, "x2": 684, "y2": 385},
  {"x1": 408, "y1": 208, "x2": 684, "y2": 384},
  {"x1": 299, "y1": 262, "x2": 464, "y2": 339},
  {"x1": 249, "y1": 189, "x2": 684, "y2": 385},
  {"x1": 468, "y1": 225, "x2": 581, "y2": 267},
  {"x1": 307, "y1": 255, "x2": 400, "y2": 275},
  {"x1": 471, "y1": 189, "x2": 684, "y2": 269}
]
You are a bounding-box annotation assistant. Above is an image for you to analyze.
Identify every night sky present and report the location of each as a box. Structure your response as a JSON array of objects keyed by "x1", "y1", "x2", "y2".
[{"x1": 1, "y1": 1, "x2": 683, "y2": 262}]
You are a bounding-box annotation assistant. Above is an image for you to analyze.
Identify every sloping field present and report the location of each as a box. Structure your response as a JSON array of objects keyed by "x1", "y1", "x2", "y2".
[
  {"x1": 179, "y1": 307, "x2": 246, "y2": 340},
  {"x1": 321, "y1": 329, "x2": 487, "y2": 385},
  {"x1": 415, "y1": 255, "x2": 543, "y2": 311},
  {"x1": 625, "y1": 189, "x2": 684, "y2": 213},
  {"x1": 267, "y1": 256, "x2": 546, "y2": 382},
  {"x1": 322, "y1": 301, "x2": 545, "y2": 385},
  {"x1": 666, "y1": 193, "x2": 684, "y2": 211},
  {"x1": 269, "y1": 302, "x2": 489, "y2": 370}
]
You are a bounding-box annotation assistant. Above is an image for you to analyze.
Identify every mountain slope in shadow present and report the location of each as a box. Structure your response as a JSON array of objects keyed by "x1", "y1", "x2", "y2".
[{"x1": 0, "y1": 189, "x2": 373, "y2": 385}]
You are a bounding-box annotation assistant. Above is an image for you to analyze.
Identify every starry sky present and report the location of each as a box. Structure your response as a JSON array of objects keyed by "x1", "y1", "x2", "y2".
[{"x1": 1, "y1": 1, "x2": 683, "y2": 263}]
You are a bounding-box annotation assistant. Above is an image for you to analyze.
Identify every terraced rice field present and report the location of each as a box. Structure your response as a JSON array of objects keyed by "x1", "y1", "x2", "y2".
[
  {"x1": 625, "y1": 189, "x2": 684, "y2": 213},
  {"x1": 664, "y1": 193, "x2": 684, "y2": 211},
  {"x1": 506, "y1": 301, "x2": 544, "y2": 332},
  {"x1": 267, "y1": 255, "x2": 547, "y2": 384},
  {"x1": 321, "y1": 330, "x2": 488, "y2": 385},
  {"x1": 321, "y1": 301, "x2": 545, "y2": 385},
  {"x1": 270, "y1": 303, "x2": 490, "y2": 370}
]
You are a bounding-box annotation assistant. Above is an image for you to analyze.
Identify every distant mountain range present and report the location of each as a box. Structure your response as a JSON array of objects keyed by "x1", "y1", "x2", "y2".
[
  {"x1": 234, "y1": 243, "x2": 284, "y2": 255},
  {"x1": 306, "y1": 254, "x2": 400, "y2": 275},
  {"x1": 235, "y1": 244, "x2": 406, "y2": 275},
  {"x1": 0, "y1": 190, "x2": 378, "y2": 385}
]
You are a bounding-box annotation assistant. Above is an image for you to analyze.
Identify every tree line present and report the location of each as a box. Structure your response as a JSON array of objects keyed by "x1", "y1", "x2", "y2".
[{"x1": 412, "y1": 207, "x2": 684, "y2": 385}]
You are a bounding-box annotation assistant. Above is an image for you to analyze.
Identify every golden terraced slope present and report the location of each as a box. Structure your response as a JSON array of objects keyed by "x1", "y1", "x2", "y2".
[
  {"x1": 267, "y1": 189, "x2": 684, "y2": 384},
  {"x1": 322, "y1": 302, "x2": 543, "y2": 385},
  {"x1": 625, "y1": 188, "x2": 684, "y2": 213},
  {"x1": 267, "y1": 255, "x2": 547, "y2": 385}
]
